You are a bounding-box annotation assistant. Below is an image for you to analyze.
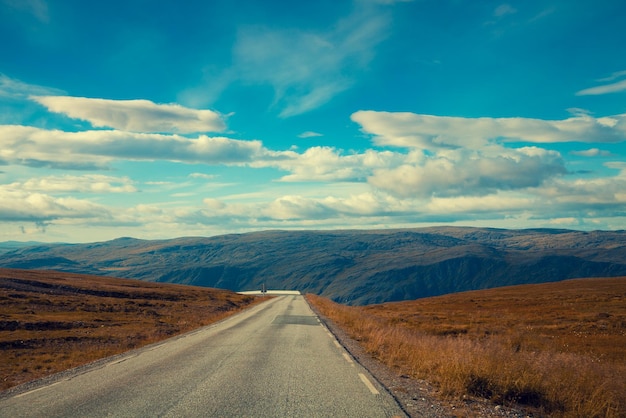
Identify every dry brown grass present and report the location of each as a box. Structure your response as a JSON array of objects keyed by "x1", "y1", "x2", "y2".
[
  {"x1": 0, "y1": 268, "x2": 263, "y2": 391},
  {"x1": 307, "y1": 277, "x2": 626, "y2": 417}
]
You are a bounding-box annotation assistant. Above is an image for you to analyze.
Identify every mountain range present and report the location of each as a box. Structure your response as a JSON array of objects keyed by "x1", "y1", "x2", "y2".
[{"x1": 1, "y1": 227, "x2": 625, "y2": 305}]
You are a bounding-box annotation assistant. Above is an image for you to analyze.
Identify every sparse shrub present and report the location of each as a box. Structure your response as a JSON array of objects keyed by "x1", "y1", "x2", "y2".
[{"x1": 307, "y1": 280, "x2": 626, "y2": 418}]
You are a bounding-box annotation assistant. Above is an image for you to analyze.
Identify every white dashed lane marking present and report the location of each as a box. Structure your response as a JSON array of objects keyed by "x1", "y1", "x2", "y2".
[
  {"x1": 342, "y1": 352, "x2": 354, "y2": 365},
  {"x1": 358, "y1": 373, "x2": 380, "y2": 395}
]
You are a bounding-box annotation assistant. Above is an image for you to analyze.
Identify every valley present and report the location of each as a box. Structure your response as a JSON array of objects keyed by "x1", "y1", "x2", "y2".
[{"x1": 1, "y1": 227, "x2": 625, "y2": 305}]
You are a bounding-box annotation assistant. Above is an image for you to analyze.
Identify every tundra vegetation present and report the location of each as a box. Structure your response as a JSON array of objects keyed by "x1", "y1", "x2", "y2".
[
  {"x1": 307, "y1": 277, "x2": 626, "y2": 418},
  {"x1": 0, "y1": 268, "x2": 260, "y2": 391}
]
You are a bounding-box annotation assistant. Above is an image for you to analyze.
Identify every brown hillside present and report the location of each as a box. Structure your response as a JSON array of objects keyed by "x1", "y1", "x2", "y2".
[
  {"x1": 0, "y1": 268, "x2": 261, "y2": 391},
  {"x1": 308, "y1": 277, "x2": 626, "y2": 417}
]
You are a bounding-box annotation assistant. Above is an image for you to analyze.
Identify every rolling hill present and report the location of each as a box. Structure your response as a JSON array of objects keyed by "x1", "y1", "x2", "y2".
[{"x1": 1, "y1": 227, "x2": 625, "y2": 305}]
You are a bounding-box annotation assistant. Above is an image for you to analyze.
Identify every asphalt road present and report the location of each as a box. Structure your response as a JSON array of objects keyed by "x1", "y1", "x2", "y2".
[{"x1": 0, "y1": 294, "x2": 407, "y2": 417}]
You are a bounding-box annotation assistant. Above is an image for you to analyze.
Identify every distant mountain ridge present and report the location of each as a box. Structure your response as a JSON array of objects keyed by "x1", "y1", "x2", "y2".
[{"x1": 1, "y1": 227, "x2": 625, "y2": 305}]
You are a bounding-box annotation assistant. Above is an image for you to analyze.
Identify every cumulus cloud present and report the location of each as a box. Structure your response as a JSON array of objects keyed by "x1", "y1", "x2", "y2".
[
  {"x1": 351, "y1": 111, "x2": 626, "y2": 148},
  {"x1": 253, "y1": 146, "x2": 407, "y2": 182},
  {"x1": 0, "y1": 125, "x2": 269, "y2": 168},
  {"x1": 0, "y1": 124, "x2": 408, "y2": 183},
  {"x1": 32, "y1": 96, "x2": 226, "y2": 133},
  {"x1": 0, "y1": 189, "x2": 109, "y2": 222},
  {"x1": 367, "y1": 146, "x2": 566, "y2": 198}
]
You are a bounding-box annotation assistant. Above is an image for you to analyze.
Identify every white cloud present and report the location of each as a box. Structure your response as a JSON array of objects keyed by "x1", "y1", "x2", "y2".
[
  {"x1": 351, "y1": 111, "x2": 626, "y2": 148},
  {"x1": 426, "y1": 193, "x2": 533, "y2": 214},
  {"x1": 198, "y1": 191, "x2": 401, "y2": 222},
  {"x1": 576, "y1": 70, "x2": 626, "y2": 96},
  {"x1": 570, "y1": 148, "x2": 612, "y2": 157},
  {"x1": 536, "y1": 169, "x2": 626, "y2": 205},
  {"x1": 203, "y1": 198, "x2": 227, "y2": 210},
  {"x1": 528, "y1": 7, "x2": 556, "y2": 22},
  {"x1": 32, "y1": 96, "x2": 226, "y2": 133},
  {"x1": 0, "y1": 74, "x2": 64, "y2": 99},
  {"x1": 0, "y1": 124, "x2": 407, "y2": 184},
  {"x1": 0, "y1": 189, "x2": 109, "y2": 222},
  {"x1": 7, "y1": 175, "x2": 137, "y2": 193},
  {"x1": 298, "y1": 131, "x2": 323, "y2": 138},
  {"x1": 597, "y1": 70, "x2": 626, "y2": 82},
  {"x1": 367, "y1": 146, "x2": 566, "y2": 198},
  {"x1": 189, "y1": 172, "x2": 218, "y2": 180},
  {"x1": 576, "y1": 79, "x2": 626, "y2": 96},
  {"x1": 255, "y1": 146, "x2": 407, "y2": 182},
  {"x1": 0, "y1": 125, "x2": 269, "y2": 168}
]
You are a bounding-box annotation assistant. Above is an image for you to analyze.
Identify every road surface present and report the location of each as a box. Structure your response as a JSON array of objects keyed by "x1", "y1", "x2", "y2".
[{"x1": 0, "y1": 294, "x2": 407, "y2": 417}]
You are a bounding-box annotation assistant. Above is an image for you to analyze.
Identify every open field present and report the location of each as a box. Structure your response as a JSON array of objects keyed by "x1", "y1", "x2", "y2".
[
  {"x1": 307, "y1": 277, "x2": 626, "y2": 417},
  {"x1": 0, "y1": 268, "x2": 261, "y2": 391}
]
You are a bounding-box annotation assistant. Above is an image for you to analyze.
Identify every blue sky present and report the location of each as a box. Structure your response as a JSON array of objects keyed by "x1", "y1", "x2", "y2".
[{"x1": 1, "y1": 0, "x2": 625, "y2": 243}]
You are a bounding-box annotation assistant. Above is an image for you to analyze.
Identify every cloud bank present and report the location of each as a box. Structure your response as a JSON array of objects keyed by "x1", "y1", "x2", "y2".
[
  {"x1": 0, "y1": 125, "x2": 266, "y2": 168},
  {"x1": 3, "y1": 94, "x2": 626, "y2": 240},
  {"x1": 32, "y1": 96, "x2": 226, "y2": 133},
  {"x1": 351, "y1": 111, "x2": 626, "y2": 148},
  {"x1": 0, "y1": 189, "x2": 109, "y2": 223}
]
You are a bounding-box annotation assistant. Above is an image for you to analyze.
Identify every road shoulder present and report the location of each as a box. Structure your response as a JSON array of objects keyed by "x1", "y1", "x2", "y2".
[{"x1": 307, "y1": 299, "x2": 530, "y2": 418}]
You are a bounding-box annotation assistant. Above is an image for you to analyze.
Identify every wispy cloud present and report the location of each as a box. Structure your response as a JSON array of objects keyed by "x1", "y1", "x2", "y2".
[
  {"x1": 0, "y1": 74, "x2": 64, "y2": 99},
  {"x1": 7, "y1": 175, "x2": 137, "y2": 193},
  {"x1": 235, "y1": 7, "x2": 390, "y2": 118},
  {"x1": 182, "y1": 1, "x2": 396, "y2": 117},
  {"x1": 576, "y1": 80, "x2": 626, "y2": 96},
  {"x1": 189, "y1": 172, "x2": 218, "y2": 180},
  {"x1": 1, "y1": 0, "x2": 49, "y2": 23},
  {"x1": 597, "y1": 70, "x2": 626, "y2": 82},
  {"x1": 493, "y1": 4, "x2": 517, "y2": 18},
  {"x1": 576, "y1": 70, "x2": 626, "y2": 96},
  {"x1": 570, "y1": 148, "x2": 613, "y2": 157},
  {"x1": 298, "y1": 131, "x2": 323, "y2": 138},
  {"x1": 32, "y1": 96, "x2": 226, "y2": 133}
]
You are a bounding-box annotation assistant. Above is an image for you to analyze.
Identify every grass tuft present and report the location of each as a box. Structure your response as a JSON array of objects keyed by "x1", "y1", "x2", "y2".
[
  {"x1": 307, "y1": 277, "x2": 626, "y2": 417},
  {"x1": 0, "y1": 268, "x2": 263, "y2": 391}
]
